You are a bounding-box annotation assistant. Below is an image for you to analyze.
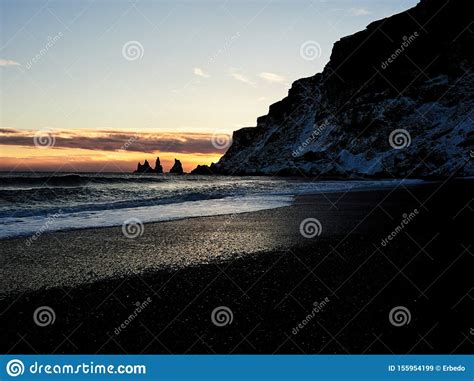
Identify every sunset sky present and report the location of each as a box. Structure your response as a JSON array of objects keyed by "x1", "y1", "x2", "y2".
[{"x1": 0, "y1": 0, "x2": 417, "y2": 172}]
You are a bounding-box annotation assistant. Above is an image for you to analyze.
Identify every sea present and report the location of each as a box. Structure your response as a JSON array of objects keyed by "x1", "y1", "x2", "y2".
[{"x1": 0, "y1": 172, "x2": 424, "y2": 239}]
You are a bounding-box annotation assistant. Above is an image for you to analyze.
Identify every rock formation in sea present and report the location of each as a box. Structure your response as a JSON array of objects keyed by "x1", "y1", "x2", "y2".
[
  {"x1": 169, "y1": 159, "x2": 184, "y2": 174},
  {"x1": 134, "y1": 157, "x2": 164, "y2": 174},
  {"x1": 154, "y1": 157, "x2": 163, "y2": 174},
  {"x1": 134, "y1": 159, "x2": 154, "y2": 174},
  {"x1": 205, "y1": 0, "x2": 473, "y2": 178},
  {"x1": 190, "y1": 165, "x2": 214, "y2": 175}
]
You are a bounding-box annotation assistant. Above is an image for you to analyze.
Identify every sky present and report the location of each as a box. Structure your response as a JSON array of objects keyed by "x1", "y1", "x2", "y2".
[{"x1": 0, "y1": 0, "x2": 418, "y2": 172}]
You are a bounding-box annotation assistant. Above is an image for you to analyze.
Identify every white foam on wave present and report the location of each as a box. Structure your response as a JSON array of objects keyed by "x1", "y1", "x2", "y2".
[
  {"x1": 0, "y1": 178, "x2": 427, "y2": 239},
  {"x1": 0, "y1": 195, "x2": 293, "y2": 239}
]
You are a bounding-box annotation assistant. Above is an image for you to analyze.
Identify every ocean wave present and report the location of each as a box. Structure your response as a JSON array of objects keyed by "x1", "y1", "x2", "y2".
[
  {"x1": 0, "y1": 189, "x2": 244, "y2": 218},
  {"x1": 0, "y1": 176, "x2": 428, "y2": 238},
  {"x1": 0, "y1": 174, "x2": 173, "y2": 187},
  {"x1": 0, "y1": 195, "x2": 294, "y2": 239}
]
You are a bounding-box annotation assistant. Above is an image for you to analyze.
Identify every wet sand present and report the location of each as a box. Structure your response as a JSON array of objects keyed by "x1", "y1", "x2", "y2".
[{"x1": 0, "y1": 180, "x2": 472, "y2": 353}]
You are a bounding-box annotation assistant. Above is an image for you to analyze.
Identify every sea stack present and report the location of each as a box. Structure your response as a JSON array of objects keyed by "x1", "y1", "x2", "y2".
[
  {"x1": 134, "y1": 157, "x2": 164, "y2": 174},
  {"x1": 155, "y1": 157, "x2": 163, "y2": 174},
  {"x1": 134, "y1": 159, "x2": 154, "y2": 173},
  {"x1": 169, "y1": 159, "x2": 184, "y2": 174}
]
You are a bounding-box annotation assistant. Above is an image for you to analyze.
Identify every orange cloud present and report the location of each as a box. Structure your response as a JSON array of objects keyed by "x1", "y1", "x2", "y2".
[
  {"x1": 0, "y1": 129, "x2": 229, "y2": 172},
  {"x1": 0, "y1": 128, "x2": 228, "y2": 154}
]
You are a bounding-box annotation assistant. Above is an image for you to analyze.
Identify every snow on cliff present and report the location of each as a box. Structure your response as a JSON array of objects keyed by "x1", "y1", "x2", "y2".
[{"x1": 210, "y1": 0, "x2": 473, "y2": 178}]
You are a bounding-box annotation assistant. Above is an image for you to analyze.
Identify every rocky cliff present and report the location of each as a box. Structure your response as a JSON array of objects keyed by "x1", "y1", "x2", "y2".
[{"x1": 212, "y1": 0, "x2": 473, "y2": 178}]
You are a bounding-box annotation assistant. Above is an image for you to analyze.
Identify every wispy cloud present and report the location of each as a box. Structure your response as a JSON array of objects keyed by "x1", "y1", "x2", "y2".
[
  {"x1": 0, "y1": 59, "x2": 20, "y2": 66},
  {"x1": 229, "y1": 68, "x2": 255, "y2": 86},
  {"x1": 349, "y1": 8, "x2": 371, "y2": 16},
  {"x1": 193, "y1": 67, "x2": 210, "y2": 78},
  {"x1": 259, "y1": 72, "x2": 287, "y2": 84},
  {"x1": 0, "y1": 128, "x2": 225, "y2": 154}
]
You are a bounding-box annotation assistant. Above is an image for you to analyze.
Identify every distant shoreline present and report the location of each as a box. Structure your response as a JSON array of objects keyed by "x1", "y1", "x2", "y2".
[{"x1": 1, "y1": 170, "x2": 470, "y2": 181}]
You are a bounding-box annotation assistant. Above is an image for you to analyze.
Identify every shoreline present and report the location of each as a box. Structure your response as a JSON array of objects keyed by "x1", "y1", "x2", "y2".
[
  {"x1": 0, "y1": 177, "x2": 430, "y2": 241},
  {"x1": 0, "y1": 180, "x2": 438, "y2": 295},
  {"x1": 2, "y1": 170, "x2": 470, "y2": 180},
  {"x1": 0, "y1": 180, "x2": 472, "y2": 353}
]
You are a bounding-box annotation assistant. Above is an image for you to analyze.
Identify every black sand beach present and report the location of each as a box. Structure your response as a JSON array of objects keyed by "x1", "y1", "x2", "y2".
[{"x1": 0, "y1": 180, "x2": 472, "y2": 354}]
